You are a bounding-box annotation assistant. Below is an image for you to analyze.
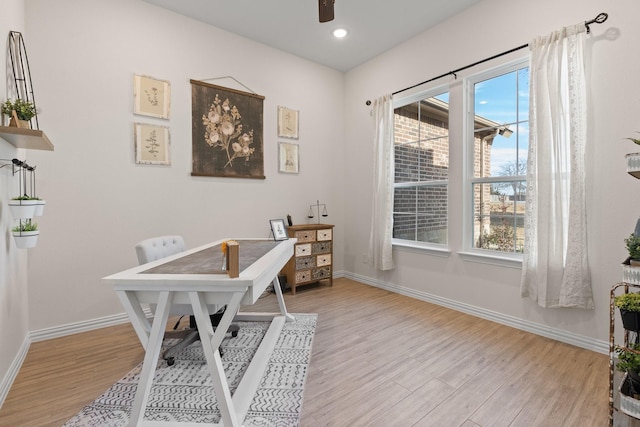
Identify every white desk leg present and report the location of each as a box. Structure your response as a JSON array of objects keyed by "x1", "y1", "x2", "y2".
[
  {"x1": 128, "y1": 291, "x2": 173, "y2": 427},
  {"x1": 189, "y1": 291, "x2": 244, "y2": 427},
  {"x1": 273, "y1": 276, "x2": 295, "y2": 322},
  {"x1": 117, "y1": 290, "x2": 151, "y2": 350}
]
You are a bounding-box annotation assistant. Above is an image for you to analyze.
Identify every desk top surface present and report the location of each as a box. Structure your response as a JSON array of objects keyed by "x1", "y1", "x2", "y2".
[
  {"x1": 103, "y1": 238, "x2": 295, "y2": 289},
  {"x1": 142, "y1": 240, "x2": 279, "y2": 275}
]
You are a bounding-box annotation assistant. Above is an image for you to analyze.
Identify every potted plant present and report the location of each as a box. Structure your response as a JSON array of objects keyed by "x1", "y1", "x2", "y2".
[
  {"x1": 11, "y1": 220, "x2": 39, "y2": 249},
  {"x1": 623, "y1": 233, "x2": 640, "y2": 285},
  {"x1": 625, "y1": 132, "x2": 640, "y2": 178},
  {"x1": 618, "y1": 343, "x2": 640, "y2": 417},
  {"x1": 1, "y1": 98, "x2": 36, "y2": 128},
  {"x1": 8, "y1": 195, "x2": 42, "y2": 219},
  {"x1": 627, "y1": 234, "x2": 640, "y2": 266},
  {"x1": 615, "y1": 293, "x2": 640, "y2": 331},
  {"x1": 618, "y1": 345, "x2": 640, "y2": 400}
]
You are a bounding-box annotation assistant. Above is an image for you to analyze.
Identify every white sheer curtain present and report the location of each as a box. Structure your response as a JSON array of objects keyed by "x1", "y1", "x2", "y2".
[
  {"x1": 368, "y1": 94, "x2": 395, "y2": 271},
  {"x1": 520, "y1": 24, "x2": 594, "y2": 309}
]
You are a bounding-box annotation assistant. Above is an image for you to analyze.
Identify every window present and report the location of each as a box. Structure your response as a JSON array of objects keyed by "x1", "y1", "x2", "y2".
[
  {"x1": 468, "y1": 61, "x2": 529, "y2": 254},
  {"x1": 392, "y1": 91, "x2": 449, "y2": 246}
]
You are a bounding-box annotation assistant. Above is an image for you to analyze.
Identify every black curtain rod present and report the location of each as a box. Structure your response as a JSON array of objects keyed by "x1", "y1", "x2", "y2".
[{"x1": 365, "y1": 12, "x2": 608, "y2": 106}]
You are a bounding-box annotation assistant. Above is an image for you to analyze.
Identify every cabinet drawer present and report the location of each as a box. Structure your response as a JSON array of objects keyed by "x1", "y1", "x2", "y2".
[
  {"x1": 295, "y1": 243, "x2": 312, "y2": 257},
  {"x1": 294, "y1": 230, "x2": 316, "y2": 243},
  {"x1": 312, "y1": 266, "x2": 332, "y2": 280},
  {"x1": 296, "y1": 256, "x2": 316, "y2": 270},
  {"x1": 312, "y1": 241, "x2": 331, "y2": 254},
  {"x1": 316, "y1": 254, "x2": 331, "y2": 267},
  {"x1": 295, "y1": 270, "x2": 311, "y2": 283},
  {"x1": 317, "y1": 228, "x2": 332, "y2": 241}
]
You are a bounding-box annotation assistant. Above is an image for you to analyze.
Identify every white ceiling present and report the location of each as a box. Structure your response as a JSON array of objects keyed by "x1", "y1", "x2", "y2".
[{"x1": 143, "y1": 0, "x2": 482, "y2": 72}]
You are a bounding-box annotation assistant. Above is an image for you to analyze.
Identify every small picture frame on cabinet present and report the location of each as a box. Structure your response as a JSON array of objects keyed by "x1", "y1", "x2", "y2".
[{"x1": 269, "y1": 219, "x2": 289, "y2": 241}]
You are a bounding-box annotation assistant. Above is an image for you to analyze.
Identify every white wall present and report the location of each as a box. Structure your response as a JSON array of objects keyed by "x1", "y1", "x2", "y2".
[
  {"x1": 0, "y1": 0, "x2": 29, "y2": 401},
  {"x1": 343, "y1": 0, "x2": 640, "y2": 344},
  {"x1": 22, "y1": 0, "x2": 345, "y2": 331}
]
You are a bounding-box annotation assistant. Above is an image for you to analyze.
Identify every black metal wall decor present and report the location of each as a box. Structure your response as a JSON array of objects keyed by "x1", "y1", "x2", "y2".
[{"x1": 8, "y1": 31, "x2": 39, "y2": 130}]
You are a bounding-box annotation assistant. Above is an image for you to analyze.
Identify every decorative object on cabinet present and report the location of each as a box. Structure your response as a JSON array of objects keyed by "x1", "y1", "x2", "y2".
[
  {"x1": 0, "y1": 31, "x2": 53, "y2": 151},
  {"x1": 190, "y1": 79, "x2": 265, "y2": 179},
  {"x1": 277, "y1": 106, "x2": 298, "y2": 139},
  {"x1": 281, "y1": 223, "x2": 334, "y2": 294},
  {"x1": 307, "y1": 200, "x2": 328, "y2": 224},
  {"x1": 270, "y1": 219, "x2": 288, "y2": 241},
  {"x1": 278, "y1": 142, "x2": 299, "y2": 173},
  {"x1": 133, "y1": 74, "x2": 170, "y2": 119},
  {"x1": 134, "y1": 122, "x2": 171, "y2": 165}
]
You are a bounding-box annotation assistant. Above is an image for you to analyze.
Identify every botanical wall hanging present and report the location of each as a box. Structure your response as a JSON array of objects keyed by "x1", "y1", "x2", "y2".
[
  {"x1": 134, "y1": 122, "x2": 171, "y2": 165},
  {"x1": 134, "y1": 74, "x2": 171, "y2": 120},
  {"x1": 190, "y1": 79, "x2": 265, "y2": 179}
]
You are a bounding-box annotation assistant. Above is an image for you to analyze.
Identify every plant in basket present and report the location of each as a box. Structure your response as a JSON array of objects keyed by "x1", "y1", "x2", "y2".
[
  {"x1": 616, "y1": 293, "x2": 640, "y2": 331},
  {"x1": 627, "y1": 233, "x2": 640, "y2": 266},
  {"x1": 617, "y1": 344, "x2": 640, "y2": 398},
  {"x1": 622, "y1": 232, "x2": 640, "y2": 285}
]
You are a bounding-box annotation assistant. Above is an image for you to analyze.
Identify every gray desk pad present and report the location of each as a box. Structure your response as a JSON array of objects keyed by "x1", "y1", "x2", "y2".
[{"x1": 141, "y1": 240, "x2": 281, "y2": 275}]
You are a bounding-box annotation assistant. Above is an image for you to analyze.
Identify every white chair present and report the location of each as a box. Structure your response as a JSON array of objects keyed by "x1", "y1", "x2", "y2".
[{"x1": 135, "y1": 235, "x2": 238, "y2": 365}]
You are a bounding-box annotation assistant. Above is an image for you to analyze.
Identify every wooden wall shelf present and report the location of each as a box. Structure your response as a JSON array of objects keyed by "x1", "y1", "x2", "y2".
[{"x1": 0, "y1": 126, "x2": 54, "y2": 151}]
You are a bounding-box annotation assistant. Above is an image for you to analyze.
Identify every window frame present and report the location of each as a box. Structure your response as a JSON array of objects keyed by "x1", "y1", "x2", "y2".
[
  {"x1": 391, "y1": 85, "x2": 451, "y2": 252},
  {"x1": 462, "y1": 57, "x2": 529, "y2": 262}
]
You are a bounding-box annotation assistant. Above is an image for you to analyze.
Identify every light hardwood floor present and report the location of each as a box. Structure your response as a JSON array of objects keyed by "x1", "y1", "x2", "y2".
[{"x1": 0, "y1": 278, "x2": 618, "y2": 426}]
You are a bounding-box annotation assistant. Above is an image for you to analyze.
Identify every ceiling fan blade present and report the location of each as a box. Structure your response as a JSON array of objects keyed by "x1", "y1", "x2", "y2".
[{"x1": 318, "y1": 0, "x2": 335, "y2": 23}]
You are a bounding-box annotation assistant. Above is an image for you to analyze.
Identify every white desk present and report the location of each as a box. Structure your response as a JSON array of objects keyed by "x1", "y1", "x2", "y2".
[{"x1": 102, "y1": 238, "x2": 296, "y2": 427}]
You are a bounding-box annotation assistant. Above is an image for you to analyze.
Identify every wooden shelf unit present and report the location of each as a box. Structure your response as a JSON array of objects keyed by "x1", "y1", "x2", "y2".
[
  {"x1": 0, "y1": 126, "x2": 54, "y2": 151},
  {"x1": 282, "y1": 223, "x2": 334, "y2": 294}
]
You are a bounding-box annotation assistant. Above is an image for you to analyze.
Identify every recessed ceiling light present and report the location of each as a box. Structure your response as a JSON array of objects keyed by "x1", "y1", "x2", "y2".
[{"x1": 333, "y1": 28, "x2": 347, "y2": 38}]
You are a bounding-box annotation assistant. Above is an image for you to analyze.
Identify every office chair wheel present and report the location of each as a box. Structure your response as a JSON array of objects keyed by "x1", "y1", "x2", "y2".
[
  {"x1": 229, "y1": 324, "x2": 240, "y2": 338},
  {"x1": 166, "y1": 357, "x2": 175, "y2": 366}
]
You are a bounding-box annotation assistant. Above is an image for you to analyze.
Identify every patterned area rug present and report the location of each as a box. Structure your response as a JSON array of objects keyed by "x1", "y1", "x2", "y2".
[{"x1": 64, "y1": 314, "x2": 317, "y2": 427}]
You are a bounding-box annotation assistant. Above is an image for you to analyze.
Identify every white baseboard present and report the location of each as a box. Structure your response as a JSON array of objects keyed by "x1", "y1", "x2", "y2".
[
  {"x1": 0, "y1": 335, "x2": 30, "y2": 410},
  {"x1": 341, "y1": 271, "x2": 609, "y2": 355},
  {"x1": 29, "y1": 312, "x2": 135, "y2": 342},
  {"x1": 0, "y1": 309, "x2": 151, "y2": 409}
]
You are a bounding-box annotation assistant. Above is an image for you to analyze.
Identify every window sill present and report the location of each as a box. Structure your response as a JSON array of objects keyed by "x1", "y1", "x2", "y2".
[
  {"x1": 457, "y1": 250, "x2": 523, "y2": 269},
  {"x1": 392, "y1": 240, "x2": 451, "y2": 258}
]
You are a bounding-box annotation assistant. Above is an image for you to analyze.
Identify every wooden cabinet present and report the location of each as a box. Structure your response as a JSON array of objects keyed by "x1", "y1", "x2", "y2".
[{"x1": 282, "y1": 224, "x2": 334, "y2": 294}]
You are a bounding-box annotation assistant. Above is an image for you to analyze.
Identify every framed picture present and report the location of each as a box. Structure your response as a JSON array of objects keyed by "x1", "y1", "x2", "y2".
[
  {"x1": 191, "y1": 79, "x2": 265, "y2": 179},
  {"x1": 277, "y1": 106, "x2": 298, "y2": 139},
  {"x1": 134, "y1": 74, "x2": 171, "y2": 119},
  {"x1": 279, "y1": 142, "x2": 299, "y2": 174},
  {"x1": 270, "y1": 219, "x2": 289, "y2": 241},
  {"x1": 134, "y1": 122, "x2": 171, "y2": 165}
]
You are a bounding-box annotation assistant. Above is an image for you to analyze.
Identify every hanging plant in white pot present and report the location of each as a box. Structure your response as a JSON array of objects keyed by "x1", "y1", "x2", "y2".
[
  {"x1": 12, "y1": 220, "x2": 39, "y2": 249},
  {"x1": 8, "y1": 196, "x2": 40, "y2": 219}
]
